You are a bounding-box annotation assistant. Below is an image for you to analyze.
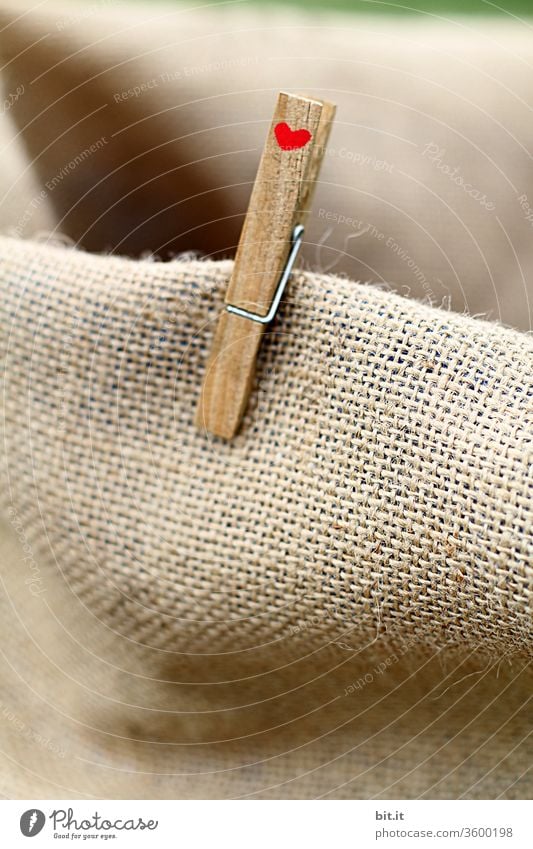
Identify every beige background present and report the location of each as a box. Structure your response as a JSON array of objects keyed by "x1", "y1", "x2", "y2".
[{"x1": 0, "y1": 0, "x2": 531, "y2": 799}]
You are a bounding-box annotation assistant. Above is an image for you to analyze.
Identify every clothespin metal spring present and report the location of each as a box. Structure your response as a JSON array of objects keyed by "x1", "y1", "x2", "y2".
[{"x1": 226, "y1": 224, "x2": 304, "y2": 325}]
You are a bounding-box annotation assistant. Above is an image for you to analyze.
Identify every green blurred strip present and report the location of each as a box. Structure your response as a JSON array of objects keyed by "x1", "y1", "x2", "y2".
[{"x1": 211, "y1": 0, "x2": 533, "y2": 15}]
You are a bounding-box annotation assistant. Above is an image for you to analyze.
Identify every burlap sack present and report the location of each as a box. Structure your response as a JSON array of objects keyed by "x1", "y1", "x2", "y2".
[{"x1": 0, "y1": 0, "x2": 531, "y2": 800}]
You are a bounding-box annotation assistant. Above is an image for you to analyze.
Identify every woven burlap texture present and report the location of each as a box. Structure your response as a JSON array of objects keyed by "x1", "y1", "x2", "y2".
[
  {"x1": 0, "y1": 0, "x2": 531, "y2": 802},
  {"x1": 0, "y1": 235, "x2": 531, "y2": 799}
]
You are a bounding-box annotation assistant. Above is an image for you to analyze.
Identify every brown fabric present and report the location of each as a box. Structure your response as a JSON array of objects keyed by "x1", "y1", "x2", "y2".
[
  {"x1": 1, "y1": 1, "x2": 533, "y2": 330},
  {"x1": 0, "y1": 235, "x2": 531, "y2": 799},
  {"x1": 0, "y1": 1, "x2": 531, "y2": 800}
]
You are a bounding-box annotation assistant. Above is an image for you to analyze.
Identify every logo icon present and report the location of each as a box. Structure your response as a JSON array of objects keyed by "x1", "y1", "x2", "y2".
[{"x1": 20, "y1": 809, "x2": 45, "y2": 837}]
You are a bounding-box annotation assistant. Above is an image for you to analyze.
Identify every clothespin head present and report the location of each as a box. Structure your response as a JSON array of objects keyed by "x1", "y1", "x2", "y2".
[{"x1": 196, "y1": 91, "x2": 336, "y2": 439}]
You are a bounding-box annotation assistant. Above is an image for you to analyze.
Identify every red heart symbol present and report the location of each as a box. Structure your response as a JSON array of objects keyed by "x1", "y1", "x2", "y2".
[{"x1": 274, "y1": 122, "x2": 312, "y2": 151}]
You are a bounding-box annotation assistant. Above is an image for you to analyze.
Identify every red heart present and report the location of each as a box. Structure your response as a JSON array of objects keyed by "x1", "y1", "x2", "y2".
[{"x1": 274, "y1": 122, "x2": 312, "y2": 151}]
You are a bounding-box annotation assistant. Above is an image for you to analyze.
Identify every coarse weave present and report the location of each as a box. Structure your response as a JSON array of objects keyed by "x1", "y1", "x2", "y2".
[
  {"x1": 0, "y1": 0, "x2": 531, "y2": 801},
  {"x1": 0, "y1": 235, "x2": 531, "y2": 799}
]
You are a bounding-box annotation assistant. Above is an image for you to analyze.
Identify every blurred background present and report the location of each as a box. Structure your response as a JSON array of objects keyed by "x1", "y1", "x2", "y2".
[
  {"x1": 175, "y1": 0, "x2": 532, "y2": 13},
  {"x1": 1, "y1": 0, "x2": 532, "y2": 332},
  {"x1": 0, "y1": 0, "x2": 532, "y2": 803}
]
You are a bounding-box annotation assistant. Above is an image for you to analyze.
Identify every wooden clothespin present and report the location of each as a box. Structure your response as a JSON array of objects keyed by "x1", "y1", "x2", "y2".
[{"x1": 196, "y1": 91, "x2": 336, "y2": 439}]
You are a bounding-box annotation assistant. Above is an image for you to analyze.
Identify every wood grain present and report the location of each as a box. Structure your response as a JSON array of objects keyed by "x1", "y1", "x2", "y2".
[{"x1": 196, "y1": 92, "x2": 336, "y2": 439}]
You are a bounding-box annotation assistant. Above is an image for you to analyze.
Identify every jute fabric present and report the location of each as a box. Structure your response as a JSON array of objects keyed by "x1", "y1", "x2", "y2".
[{"x1": 0, "y1": 0, "x2": 530, "y2": 799}]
